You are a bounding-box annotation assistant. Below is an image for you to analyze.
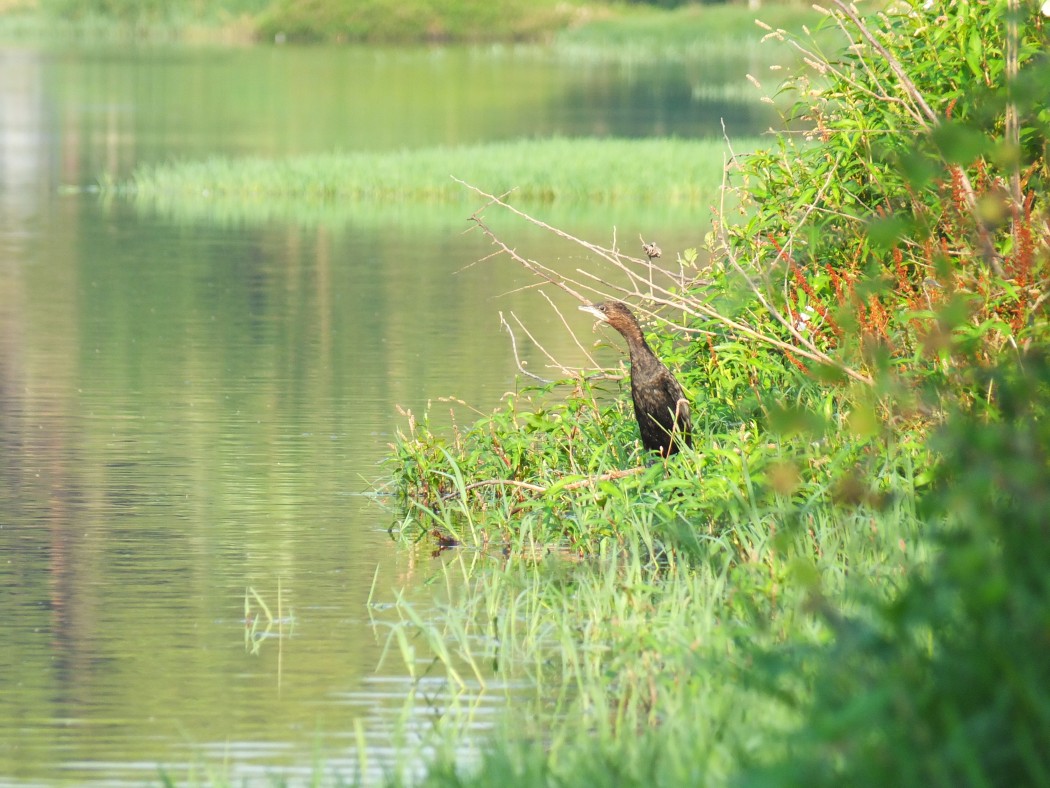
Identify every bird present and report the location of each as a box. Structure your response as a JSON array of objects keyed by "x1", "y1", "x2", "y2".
[
  {"x1": 580, "y1": 300, "x2": 692, "y2": 457},
  {"x1": 642, "y1": 241, "x2": 662, "y2": 261}
]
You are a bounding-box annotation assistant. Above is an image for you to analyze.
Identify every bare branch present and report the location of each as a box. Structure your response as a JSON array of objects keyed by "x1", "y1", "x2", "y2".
[
  {"x1": 465, "y1": 207, "x2": 589, "y2": 302},
  {"x1": 538, "y1": 290, "x2": 601, "y2": 369},
  {"x1": 456, "y1": 176, "x2": 625, "y2": 271},
  {"x1": 507, "y1": 310, "x2": 576, "y2": 379},
  {"x1": 827, "y1": 0, "x2": 937, "y2": 126},
  {"x1": 456, "y1": 169, "x2": 872, "y2": 386}
]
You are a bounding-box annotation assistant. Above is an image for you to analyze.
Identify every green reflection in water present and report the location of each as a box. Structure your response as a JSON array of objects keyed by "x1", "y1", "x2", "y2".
[
  {"x1": 43, "y1": 44, "x2": 775, "y2": 183},
  {"x1": 0, "y1": 190, "x2": 712, "y2": 782}
]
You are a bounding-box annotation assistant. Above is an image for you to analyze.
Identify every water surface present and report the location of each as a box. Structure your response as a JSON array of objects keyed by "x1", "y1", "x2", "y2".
[{"x1": 0, "y1": 42, "x2": 773, "y2": 784}]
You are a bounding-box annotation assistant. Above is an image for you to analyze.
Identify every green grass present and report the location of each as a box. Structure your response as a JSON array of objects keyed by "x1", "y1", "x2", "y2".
[
  {"x1": 380, "y1": 376, "x2": 937, "y2": 785},
  {"x1": 386, "y1": 539, "x2": 798, "y2": 784},
  {"x1": 382, "y1": 343, "x2": 1050, "y2": 787},
  {"x1": 112, "y1": 136, "x2": 756, "y2": 214}
]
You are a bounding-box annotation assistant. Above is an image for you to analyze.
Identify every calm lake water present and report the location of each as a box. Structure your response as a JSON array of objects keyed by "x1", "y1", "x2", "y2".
[{"x1": 0, "y1": 43, "x2": 774, "y2": 784}]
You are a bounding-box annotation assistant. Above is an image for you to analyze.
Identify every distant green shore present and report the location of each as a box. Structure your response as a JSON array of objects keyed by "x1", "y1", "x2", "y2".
[{"x1": 0, "y1": 1, "x2": 821, "y2": 47}]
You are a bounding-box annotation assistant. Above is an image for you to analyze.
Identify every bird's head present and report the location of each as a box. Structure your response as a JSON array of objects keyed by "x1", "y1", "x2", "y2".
[{"x1": 579, "y1": 300, "x2": 639, "y2": 332}]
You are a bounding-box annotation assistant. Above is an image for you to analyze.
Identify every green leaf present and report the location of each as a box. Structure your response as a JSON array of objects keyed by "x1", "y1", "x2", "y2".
[
  {"x1": 965, "y1": 29, "x2": 983, "y2": 79},
  {"x1": 867, "y1": 215, "x2": 911, "y2": 251},
  {"x1": 931, "y1": 121, "x2": 990, "y2": 165}
]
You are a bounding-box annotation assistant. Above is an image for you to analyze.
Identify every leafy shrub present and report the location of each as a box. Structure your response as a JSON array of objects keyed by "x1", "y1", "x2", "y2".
[
  {"x1": 721, "y1": 0, "x2": 1050, "y2": 404},
  {"x1": 747, "y1": 351, "x2": 1050, "y2": 786},
  {"x1": 40, "y1": 0, "x2": 182, "y2": 23}
]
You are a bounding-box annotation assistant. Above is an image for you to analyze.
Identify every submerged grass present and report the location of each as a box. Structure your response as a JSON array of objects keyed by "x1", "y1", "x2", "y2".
[{"x1": 113, "y1": 137, "x2": 756, "y2": 213}]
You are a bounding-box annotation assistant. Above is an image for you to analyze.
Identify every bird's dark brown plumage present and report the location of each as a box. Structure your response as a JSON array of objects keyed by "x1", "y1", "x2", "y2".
[{"x1": 581, "y1": 300, "x2": 692, "y2": 457}]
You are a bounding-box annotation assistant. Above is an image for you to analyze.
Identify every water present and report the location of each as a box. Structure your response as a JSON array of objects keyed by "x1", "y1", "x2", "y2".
[{"x1": 0, "y1": 43, "x2": 773, "y2": 784}]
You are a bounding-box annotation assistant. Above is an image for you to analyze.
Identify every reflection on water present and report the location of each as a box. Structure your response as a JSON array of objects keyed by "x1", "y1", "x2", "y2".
[
  {"x1": 0, "y1": 41, "x2": 757, "y2": 783},
  {"x1": 0, "y1": 196, "x2": 544, "y2": 783},
  {"x1": 36, "y1": 45, "x2": 774, "y2": 183}
]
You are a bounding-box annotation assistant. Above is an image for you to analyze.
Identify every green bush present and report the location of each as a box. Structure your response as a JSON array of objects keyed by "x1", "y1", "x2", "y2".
[
  {"x1": 721, "y1": 0, "x2": 1050, "y2": 404},
  {"x1": 40, "y1": 0, "x2": 182, "y2": 23},
  {"x1": 35, "y1": 0, "x2": 273, "y2": 28}
]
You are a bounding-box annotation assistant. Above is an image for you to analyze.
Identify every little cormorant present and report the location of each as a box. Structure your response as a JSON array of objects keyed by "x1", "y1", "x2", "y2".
[{"x1": 580, "y1": 300, "x2": 692, "y2": 457}]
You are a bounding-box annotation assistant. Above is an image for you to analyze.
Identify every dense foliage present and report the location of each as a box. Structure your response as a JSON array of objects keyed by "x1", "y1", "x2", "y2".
[
  {"x1": 387, "y1": 1, "x2": 1050, "y2": 784},
  {"x1": 723, "y1": 0, "x2": 1050, "y2": 406},
  {"x1": 37, "y1": 0, "x2": 271, "y2": 25},
  {"x1": 761, "y1": 352, "x2": 1050, "y2": 785}
]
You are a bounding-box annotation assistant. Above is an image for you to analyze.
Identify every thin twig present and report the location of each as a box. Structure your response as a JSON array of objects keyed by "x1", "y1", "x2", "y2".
[
  {"x1": 467, "y1": 209, "x2": 589, "y2": 303},
  {"x1": 461, "y1": 174, "x2": 870, "y2": 383},
  {"x1": 499, "y1": 311, "x2": 553, "y2": 383},
  {"x1": 827, "y1": 0, "x2": 938, "y2": 125},
  {"x1": 508, "y1": 310, "x2": 576, "y2": 378},
  {"x1": 457, "y1": 176, "x2": 624, "y2": 271},
  {"x1": 538, "y1": 290, "x2": 601, "y2": 369}
]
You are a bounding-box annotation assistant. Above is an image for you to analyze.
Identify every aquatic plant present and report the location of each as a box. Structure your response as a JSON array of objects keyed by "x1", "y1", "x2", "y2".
[{"x1": 114, "y1": 137, "x2": 747, "y2": 210}]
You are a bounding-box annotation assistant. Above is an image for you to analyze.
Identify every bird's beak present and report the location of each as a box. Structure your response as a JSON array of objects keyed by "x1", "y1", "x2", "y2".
[{"x1": 579, "y1": 304, "x2": 607, "y2": 322}]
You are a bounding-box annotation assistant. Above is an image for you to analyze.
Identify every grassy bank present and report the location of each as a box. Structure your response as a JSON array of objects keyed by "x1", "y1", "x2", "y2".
[
  {"x1": 382, "y1": 357, "x2": 1050, "y2": 785},
  {"x1": 112, "y1": 137, "x2": 753, "y2": 211}
]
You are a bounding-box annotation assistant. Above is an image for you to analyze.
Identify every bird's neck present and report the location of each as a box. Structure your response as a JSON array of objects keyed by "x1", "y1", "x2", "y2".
[{"x1": 621, "y1": 326, "x2": 657, "y2": 365}]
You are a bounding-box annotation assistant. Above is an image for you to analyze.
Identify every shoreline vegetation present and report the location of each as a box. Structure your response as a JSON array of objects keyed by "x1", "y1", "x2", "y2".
[
  {"x1": 0, "y1": 1, "x2": 823, "y2": 47},
  {"x1": 381, "y1": 1, "x2": 1050, "y2": 785},
  {"x1": 107, "y1": 137, "x2": 756, "y2": 230}
]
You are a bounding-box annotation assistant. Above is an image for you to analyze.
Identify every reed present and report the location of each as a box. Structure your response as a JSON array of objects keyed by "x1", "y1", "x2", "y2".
[{"x1": 114, "y1": 137, "x2": 754, "y2": 212}]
